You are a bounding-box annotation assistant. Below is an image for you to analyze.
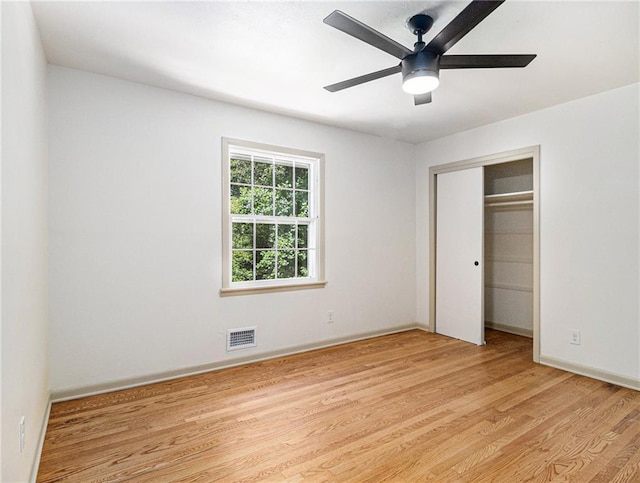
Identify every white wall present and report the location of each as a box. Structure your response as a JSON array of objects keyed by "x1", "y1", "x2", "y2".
[
  {"x1": 47, "y1": 66, "x2": 416, "y2": 394},
  {"x1": 1, "y1": 3, "x2": 50, "y2": 482},
  {"x1": 416, "y1": 83, "x2": 640, "y2": 382}
]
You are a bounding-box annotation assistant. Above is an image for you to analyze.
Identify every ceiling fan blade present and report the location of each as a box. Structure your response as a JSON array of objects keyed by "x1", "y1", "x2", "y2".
[
  {"x1": 414, "y1": 92, "x2": 432, "y2": 105},
  {"x1": 324, "y1": 10, "x2": 412, "y2": 60},
  {"x1": 425, "y1": 0, "x2": 504, "y2": 54},
  {"x1": 324, "y1": 64, "x2": 402, "y2": 92},
  {"x1": 440, "y1": 54, "x2": 536, "y2": 69}
]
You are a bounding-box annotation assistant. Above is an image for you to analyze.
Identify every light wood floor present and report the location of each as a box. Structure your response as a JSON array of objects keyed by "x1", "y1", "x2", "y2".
[{"x1": 38, "y1": 329, "x2": 640, "y2": 482}]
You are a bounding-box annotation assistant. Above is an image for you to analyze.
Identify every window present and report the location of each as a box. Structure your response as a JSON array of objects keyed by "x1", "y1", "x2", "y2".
[{"x1": 221, "y1": 138, "x2": 325, "y2": 295}]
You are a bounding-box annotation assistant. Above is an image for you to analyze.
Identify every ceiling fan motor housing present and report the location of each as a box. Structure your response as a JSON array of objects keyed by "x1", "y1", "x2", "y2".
[{"x1": 402, "y1": 50, "x2": 440, "y2": 86}]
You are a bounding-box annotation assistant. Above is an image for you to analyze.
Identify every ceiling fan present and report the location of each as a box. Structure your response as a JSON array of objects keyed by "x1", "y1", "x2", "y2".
[{"x1": 323, "y1": 0, "x2": 536, "y2": 105}]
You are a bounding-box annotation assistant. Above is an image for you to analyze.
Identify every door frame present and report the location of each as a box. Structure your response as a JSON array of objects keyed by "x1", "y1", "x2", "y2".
[{"x1": 429, "y1": 146, "x2": 541, "y2": 363}]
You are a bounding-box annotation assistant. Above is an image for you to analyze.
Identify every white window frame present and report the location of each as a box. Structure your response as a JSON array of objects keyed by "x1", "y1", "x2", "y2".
[{"x1": 220, "y1": 138, "x2": 326, "y2": 295}]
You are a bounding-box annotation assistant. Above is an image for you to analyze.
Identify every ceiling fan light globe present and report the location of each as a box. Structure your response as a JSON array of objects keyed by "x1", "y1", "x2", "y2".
[
  {"x1": 401, "y1": 50, "x2": 440, "y2": 95},
  {"x1": 402, "y1": 73, "x2": 440, "y2": 94}
]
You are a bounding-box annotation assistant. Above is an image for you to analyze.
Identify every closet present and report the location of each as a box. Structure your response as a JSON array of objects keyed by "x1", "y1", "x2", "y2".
[
  {"x1": 429, "y1": 147, "x2": 539, "y2": 360},
  {"x1": 484, "y1": 160, "x2": 534, "y2": 339}
]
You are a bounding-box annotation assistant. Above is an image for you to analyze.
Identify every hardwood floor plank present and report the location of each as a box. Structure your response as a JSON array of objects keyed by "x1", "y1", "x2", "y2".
[
  {"x1": 37, "y1": 330, "x2": 640, "y2": 482},
  {"x1": 612, "y1": 445, "x2": 640, "y2": 482},
  {"x1": 587, "y1": 425, "x2": 640, "y2": 482}
]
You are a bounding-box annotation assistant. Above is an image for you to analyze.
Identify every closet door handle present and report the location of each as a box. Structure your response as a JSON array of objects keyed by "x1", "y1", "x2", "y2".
[{"x1": 474, "y1": 261, "x2": 479, "y2": 266}]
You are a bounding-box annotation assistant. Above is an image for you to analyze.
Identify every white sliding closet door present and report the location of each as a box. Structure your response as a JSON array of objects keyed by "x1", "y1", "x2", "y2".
[{"x1": 436, "y1": 167, "x2": 484, "y2": 345}]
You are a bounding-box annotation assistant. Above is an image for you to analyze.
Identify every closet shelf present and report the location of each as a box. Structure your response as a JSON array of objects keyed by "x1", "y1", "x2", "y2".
[
  {"x1": 485, "y1": 256, "x2": 533, "y2": 264},
  {"x1": 484, "y1": 190, "x2": 533, "y2": 207},
  {"x1": 485, "y1": 230, "x2": 533, "y2": 235},
  {"x1": 485, "y1": 282, "x2": 533, "y2": 293}
]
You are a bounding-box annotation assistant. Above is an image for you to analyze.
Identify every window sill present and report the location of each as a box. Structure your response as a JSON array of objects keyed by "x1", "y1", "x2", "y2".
[{"x1": 220, "y1": 280, "x2": 327, "y2": 296}]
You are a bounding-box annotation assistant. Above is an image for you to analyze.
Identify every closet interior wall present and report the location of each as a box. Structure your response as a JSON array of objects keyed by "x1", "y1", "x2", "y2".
[{"x1": 484, "y1": 160, "x2": 534, "y2": 338}]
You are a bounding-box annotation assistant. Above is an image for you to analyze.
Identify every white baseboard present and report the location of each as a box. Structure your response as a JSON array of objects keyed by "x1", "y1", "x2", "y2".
[
  {"x1": 49, "y1": 327, "x2": 638, "y2": 404},
  {"x1": 51, "y1": 324, "x2": 418, "y2": 402},
  {"x1": 29, "y1": 395, "x2": 52, "y2": 483},
  {"x1": 539, "y1": 355, "x2": 640, "y2": 391}
]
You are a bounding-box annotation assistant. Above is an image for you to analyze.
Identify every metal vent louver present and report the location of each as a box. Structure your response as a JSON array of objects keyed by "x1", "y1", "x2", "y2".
[{"x1": 227, "y1": 327, "x2": 257, "y2": 351}]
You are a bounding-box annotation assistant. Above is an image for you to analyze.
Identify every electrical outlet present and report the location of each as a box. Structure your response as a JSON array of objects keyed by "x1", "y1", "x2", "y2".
[
  {"x1": 327, "y1": 310, "x2": 335, "y2": 323},
  {"x1": 19, "y1": 416, "x2": 25, "y2": 453},
  {"x1": 570, "y1": 330, "x2": 581, "y2": 345}
]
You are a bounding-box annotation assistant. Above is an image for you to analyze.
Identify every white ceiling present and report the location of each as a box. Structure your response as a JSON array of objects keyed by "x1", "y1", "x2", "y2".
[{"x1": 32, "y1": 1, "x2": 639, "y2": 144}]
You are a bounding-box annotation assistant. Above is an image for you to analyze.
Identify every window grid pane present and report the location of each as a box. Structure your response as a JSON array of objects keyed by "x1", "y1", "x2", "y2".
[
  {"x1": 230, "y1": 184, "x2": 252, "y2": 215},
  {"x1": 230, "y1": 156, "x2": 252, "y2": 185},
  {"x1": 232, "y1": 222, "x2": 254, "y2": 250},
  {"x1": 232, "y1": 250, "x2": 254, "y2": 282},
  {"x1": 253, "y1": 160, "x2": 273, "y2": 187}
]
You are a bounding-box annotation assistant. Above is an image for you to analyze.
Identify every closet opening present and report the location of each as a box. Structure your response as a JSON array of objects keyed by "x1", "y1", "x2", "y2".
[
  {"x1": 428, "y1": 146, "x2": 540, "y2": 362},
  {"x1": 484, "y1": 160, "x2": 534, "y2": 344}
]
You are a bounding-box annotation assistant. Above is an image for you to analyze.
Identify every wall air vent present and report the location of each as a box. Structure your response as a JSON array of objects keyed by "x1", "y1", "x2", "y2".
[{"x1": 227, "y1": 327, "x2": 257, "y2": 351}]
